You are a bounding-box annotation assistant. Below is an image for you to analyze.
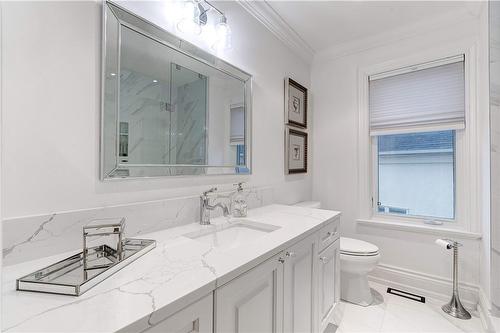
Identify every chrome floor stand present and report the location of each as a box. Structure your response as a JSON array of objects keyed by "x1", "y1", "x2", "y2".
[{"x1": 442, "y1": 240, "x2": 471, "y2": 320}]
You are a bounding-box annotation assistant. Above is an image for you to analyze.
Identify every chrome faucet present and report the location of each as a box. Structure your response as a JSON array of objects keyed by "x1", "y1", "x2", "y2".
[{"x1": 200, "y1": 187, "x2": 230, "y2": 225}]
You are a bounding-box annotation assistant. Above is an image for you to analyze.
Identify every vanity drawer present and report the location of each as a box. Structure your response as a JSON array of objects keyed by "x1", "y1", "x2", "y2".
[{"x1": 318, "y1": 219, "x2": 339, "y2": 252}]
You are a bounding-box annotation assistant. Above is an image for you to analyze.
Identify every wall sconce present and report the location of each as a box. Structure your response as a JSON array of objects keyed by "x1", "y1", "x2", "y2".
[
  {"x1": 212, "y1": 15, "x2": 231, "y2": 50},
  {"x1": 177, "y1": 0, "x2": 202, "y2": 35},
  {"x1": 174, "y1": 0, "x2": 231, "y2": 50}
]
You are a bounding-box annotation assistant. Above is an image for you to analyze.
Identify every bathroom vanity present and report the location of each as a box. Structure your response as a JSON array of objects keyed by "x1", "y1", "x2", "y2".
[{"x1": 2, "y1": 205, "x2": 340, "y2": 333}]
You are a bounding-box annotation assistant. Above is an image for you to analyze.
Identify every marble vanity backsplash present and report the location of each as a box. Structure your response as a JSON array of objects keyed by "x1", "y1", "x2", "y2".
[{"x1": 2, "y1": 187, "x2": 273, "y2": 266}]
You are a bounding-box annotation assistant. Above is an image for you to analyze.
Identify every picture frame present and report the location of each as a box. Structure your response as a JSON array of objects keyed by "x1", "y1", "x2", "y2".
[
  {"x1": 285, "y1": 126, "x2": 308, "y2": 174},
  {"x1": 285, "y1": 77, "x2": 308, "y2": 128}
]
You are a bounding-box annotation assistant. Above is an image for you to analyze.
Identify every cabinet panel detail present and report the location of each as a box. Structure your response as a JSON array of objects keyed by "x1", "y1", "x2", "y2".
[
  {"x1": 283, "y1": 234, "x2": 317, "y2": 333},
  {"x1": 144, "y1": 293, "x2": 213, "y2": 333},
  {"x1": 318, "y1": 239, "x2": 340, "y2": 332},
  {"x1": 215, "y1": 253, "x2": 284, "y2": 333}
]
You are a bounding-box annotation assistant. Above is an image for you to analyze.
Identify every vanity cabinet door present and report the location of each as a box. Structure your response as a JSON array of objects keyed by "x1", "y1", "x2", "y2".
[
  {"x1": 283, "y1": 234, "x2": 318, "y2": 333},
  {"x1": 143, "y1": 294, "x2": 213, "y2": 333},
  {"x1": 318, "y1": 239, "x2": 340, "y2": 333},
  {"x1": 214, "y1": 253, "x2": 284, "y2": 333}
]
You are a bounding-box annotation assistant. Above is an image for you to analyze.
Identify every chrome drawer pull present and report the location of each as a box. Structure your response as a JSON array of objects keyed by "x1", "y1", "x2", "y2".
[
  {"x1": 330, "y1": 231, "x2": 338, "y2": 237},
  {"x1": 324, "y1": 230, "x2": 337, "y2": 241}
]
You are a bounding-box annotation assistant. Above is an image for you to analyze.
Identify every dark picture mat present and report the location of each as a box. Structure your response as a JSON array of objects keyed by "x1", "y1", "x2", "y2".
[
  {"x1": 287, "y1": 128, "x2": 308, "y2": 174},
  {"x1": 286, "y1": 78, "x2": 308, "y2": 128}
]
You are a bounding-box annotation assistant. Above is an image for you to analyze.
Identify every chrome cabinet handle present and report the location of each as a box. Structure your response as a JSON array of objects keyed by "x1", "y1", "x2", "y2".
[
  {"x1": 320, "y1": 256, "x2": 329, "y2": 264},
  {"x1": 285, "y1": 251, "x2": 296, "y2": 258},
  {"x1": 278, "y1": 257, "x2": 285, "y2": 264},
  {"x1": 324, "y1": 230, "x2": 338, "y2": 241}
]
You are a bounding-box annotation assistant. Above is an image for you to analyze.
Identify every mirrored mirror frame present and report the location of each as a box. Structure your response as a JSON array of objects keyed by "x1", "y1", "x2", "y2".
[{"x1": 100, "y1": 1, "x2": 252, "y2": 180}]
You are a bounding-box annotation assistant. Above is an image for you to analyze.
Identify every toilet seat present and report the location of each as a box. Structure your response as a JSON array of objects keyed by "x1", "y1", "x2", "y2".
[
  {"x1": 340, "y1": 237, "x2": 379, "y2": 257},
  {"x1": 341, "y1": 251, "x2": 379, "y2": 257}
]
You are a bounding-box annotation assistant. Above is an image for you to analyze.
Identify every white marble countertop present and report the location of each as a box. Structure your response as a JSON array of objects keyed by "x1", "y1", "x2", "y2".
[{"x1": 2, "y1": 204, "x2": 340, "y2": 332}]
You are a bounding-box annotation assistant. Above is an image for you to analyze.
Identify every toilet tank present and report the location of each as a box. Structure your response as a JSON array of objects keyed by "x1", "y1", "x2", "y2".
[{"x1": 293, "y1": 201, "x2": 321, "y2": 209}]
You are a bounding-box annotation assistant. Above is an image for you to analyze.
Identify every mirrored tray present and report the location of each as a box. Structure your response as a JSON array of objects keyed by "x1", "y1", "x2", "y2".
[{"x1": 16, "y1": 238, "x2": 156, "y2": 296}]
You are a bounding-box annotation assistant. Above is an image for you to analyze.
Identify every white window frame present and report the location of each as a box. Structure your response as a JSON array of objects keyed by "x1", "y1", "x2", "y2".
[{"x1": 357, "y1": 43, "x2": 480, "y2": 234}]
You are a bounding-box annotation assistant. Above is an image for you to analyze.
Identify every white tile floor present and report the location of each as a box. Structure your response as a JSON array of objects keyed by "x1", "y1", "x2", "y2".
[{"x1": 331, "y1": 282, "x2": 485, "y2": 333}]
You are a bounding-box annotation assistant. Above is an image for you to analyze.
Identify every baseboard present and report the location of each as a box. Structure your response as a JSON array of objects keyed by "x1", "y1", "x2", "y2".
[
  {"x1": 368, "y1": 263, "x2": 479, "y2": 309},
  {"x1": 477, "y1": 287, "x2": 495, "y2": 333}
]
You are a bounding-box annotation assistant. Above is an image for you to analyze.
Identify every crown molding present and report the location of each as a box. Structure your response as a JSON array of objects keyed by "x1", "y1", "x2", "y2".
[
  {"x1": 237, "y1": 1, "x2": 485, "y2": 68},
  {"x1": 237, "y1": 0, "x2": 315, "y2": 66}
]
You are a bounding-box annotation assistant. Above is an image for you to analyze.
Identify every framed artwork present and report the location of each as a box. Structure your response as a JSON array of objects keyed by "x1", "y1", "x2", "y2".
[
  {"x1": 285, "y1": 77, "x2": 308, "y2": 128},
  {"x1": 285, "y1": 126, "x2": 308, "y2": 174}
]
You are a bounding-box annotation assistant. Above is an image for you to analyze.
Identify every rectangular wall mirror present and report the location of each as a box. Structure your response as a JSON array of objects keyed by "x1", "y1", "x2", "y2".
[{"x1": 101, "y1": 1, "x2": 252, "y2": 179}]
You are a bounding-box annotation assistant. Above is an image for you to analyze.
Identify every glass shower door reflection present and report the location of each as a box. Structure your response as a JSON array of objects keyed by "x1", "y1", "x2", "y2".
[{"x1": 170, "y1": 64, "x2": 208, "y2": 166}]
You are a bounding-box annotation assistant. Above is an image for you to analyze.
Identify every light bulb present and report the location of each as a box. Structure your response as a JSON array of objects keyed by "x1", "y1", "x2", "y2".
[
  {"x1": 212, "y1": 16, "x2": 231, "y2": 51},
  {"x1": 202, "y1": 24, "x2": 216, "y2": 45},
  {"x1": 177, "y1": 0, "x2": 202, "y2": 35}
]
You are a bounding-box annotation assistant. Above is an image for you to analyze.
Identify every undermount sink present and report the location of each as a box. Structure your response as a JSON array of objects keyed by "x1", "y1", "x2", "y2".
[{"x1": 183, "y1": 220, "x2": 280, "y2": 251}]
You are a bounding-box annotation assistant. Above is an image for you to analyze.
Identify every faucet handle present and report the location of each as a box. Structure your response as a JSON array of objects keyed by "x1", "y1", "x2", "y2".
[{"x1": 202, "y1": 187, "x2": 217, "y2": 196}]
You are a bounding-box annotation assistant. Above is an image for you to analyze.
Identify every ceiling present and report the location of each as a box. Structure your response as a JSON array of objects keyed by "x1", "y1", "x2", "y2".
[{"x1": 264, "y1": 1, "x2": 482, "y2": 54}]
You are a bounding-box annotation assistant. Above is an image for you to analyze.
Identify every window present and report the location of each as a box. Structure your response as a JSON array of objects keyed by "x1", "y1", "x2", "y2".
[
  {"x1": 376, "y1": 130, "x2": 456, "y2": 219},
  {"x1": 236, "y1": 144, "x2": 245, "y2": 165},
  {"x1": 368, "y1": 55, "x2": 465, "y2": 222}
]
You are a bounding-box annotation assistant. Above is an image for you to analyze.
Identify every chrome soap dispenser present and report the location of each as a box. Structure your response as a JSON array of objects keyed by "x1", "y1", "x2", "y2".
[{"x1": 232, "y1": 182, "x2": 248, "y2": 217}]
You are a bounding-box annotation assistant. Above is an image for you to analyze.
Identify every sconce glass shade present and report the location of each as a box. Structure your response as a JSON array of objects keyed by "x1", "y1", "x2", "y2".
[
  {"x1": 212, "y1": 16, "x2": 231, "y2": 50},
  {"x1": 177, "y1": 0, "x2": 202, "y2": 35}
]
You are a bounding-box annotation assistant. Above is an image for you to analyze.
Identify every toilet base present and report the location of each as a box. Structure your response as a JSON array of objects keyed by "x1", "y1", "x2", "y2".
[{"x1": 341, "y1": 271, "x2": 373, "y2": 306}]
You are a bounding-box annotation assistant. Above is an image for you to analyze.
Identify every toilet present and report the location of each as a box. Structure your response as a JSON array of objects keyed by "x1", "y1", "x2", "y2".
[
  {"x1": 340, "y1": 237, "x2": 380, "y2": 306},
  {"x1": 293, "y1": 201, "x2": 380, "y2": 307}
]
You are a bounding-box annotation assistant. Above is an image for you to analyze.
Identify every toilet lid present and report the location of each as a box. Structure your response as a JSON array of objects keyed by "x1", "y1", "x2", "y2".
[{"x1": 340, "y1": 237, "x2": 379, "y2": 256}]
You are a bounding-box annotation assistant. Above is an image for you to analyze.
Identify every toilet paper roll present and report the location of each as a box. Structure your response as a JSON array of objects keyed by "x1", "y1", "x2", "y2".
[{"x1": 435, "y1": 238, "x2": 452, "y2": 249}]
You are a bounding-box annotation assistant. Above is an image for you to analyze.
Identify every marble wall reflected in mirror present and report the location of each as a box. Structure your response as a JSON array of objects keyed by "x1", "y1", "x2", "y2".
[{"x1": 101, "y1": 2, "x2": 251, "y2": 179}]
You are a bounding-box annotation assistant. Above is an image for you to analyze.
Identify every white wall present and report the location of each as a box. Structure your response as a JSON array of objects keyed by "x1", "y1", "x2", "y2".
[
  {"x1": 1, "y1": 1, "x2": 312, "y2": 220},
  {"x1": 489, "y1": 0, "x2": 500, "y2": 313},
  {"x1": 312, "y1": 8, "x2": 489, "y2": 292}
]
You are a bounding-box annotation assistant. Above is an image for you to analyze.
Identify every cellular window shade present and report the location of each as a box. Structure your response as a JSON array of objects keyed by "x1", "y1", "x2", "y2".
[{"x1": 369, "y1": 56, "x2": 465, "y2": 136}]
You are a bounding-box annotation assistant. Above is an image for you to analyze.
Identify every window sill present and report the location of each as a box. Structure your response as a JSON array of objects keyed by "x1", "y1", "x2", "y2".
[{"x1": 356, "y1": 218, "x2": 482, "y2": 240}]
